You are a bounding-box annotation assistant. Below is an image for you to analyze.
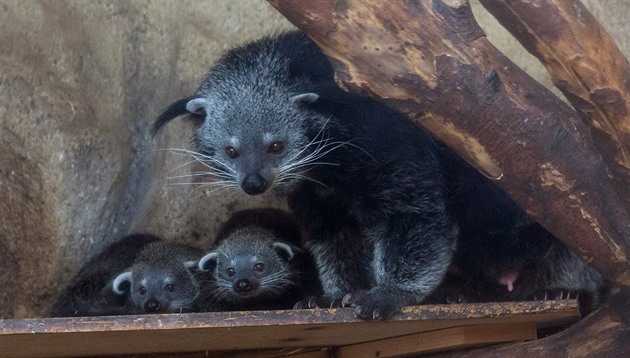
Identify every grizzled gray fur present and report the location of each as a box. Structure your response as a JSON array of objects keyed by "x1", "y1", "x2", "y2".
[
  {"x1": 152, "y1": 31, "x2": 457, "y2": 320},
  {"x1": 198, "y1": 208, "x2": 321, "y2": 311},
  {"x1": 152, "y1": 30, "x2": 606, "y2": 319},
  {"x1": 50, "y1": 233, "x2": 160, "y2": 317},
  {"x1": 112, "y1": 240, "x2": 204, "y2": 314}
]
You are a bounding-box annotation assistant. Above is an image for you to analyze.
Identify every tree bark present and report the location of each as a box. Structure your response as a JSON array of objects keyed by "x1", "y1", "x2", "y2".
[
  {"x1": 266, "y1": 0, "x2": 630, "y2": 290},
  {"x1": 478, "y1": 0, "x2": 630, "y2": 218},
  {"x1": 428, "y1": 290, "x2": 630, "y2": 357}
]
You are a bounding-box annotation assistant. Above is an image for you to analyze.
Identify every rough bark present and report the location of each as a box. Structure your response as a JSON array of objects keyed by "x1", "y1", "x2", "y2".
[
  {"x1": 429, "y1": 290, "x2": 630, "y2": 358},
  {"x1": 479, "y1": 0, "x2": 630, "y2": 216},
  {"x1": 265, "y1": 0, "x2": 630, "y2": 289}
]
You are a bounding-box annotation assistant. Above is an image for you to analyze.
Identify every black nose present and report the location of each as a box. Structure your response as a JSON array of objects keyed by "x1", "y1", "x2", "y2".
[
  {"x1": 241, "y1": 174, "x2": 267, "y2": 195},
  {"x1": 144, "y1": 298, "x2": 161, "y2": 312},
  {"x1": 234, "y1": 279, "x2": 253, "y2": 293}
]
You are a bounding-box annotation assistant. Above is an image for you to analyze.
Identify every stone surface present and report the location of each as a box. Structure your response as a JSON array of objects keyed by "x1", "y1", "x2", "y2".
[
  {"x1": 0, "y1": 0, "x2": 290, "y2": 318},
  {"x1": 0, "y1": 0, "x2": 627, "y2": 318}
]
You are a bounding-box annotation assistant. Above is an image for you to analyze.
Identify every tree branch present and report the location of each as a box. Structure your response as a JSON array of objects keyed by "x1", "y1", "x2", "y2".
[
  {"x1": 266, "y1": 0, "x2": 630, "y2": 288},
  {"x1": 479, "y1": 0, "x2": 630, "y2": 217},
  {"x1": 429, "y1": 290, "x2": 630, "y2": 357}
]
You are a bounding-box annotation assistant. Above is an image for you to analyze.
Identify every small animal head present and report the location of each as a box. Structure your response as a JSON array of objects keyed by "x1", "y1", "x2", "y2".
[
  {"x1": 198, "y1": 231, "x2": 299, "y2": 302},
  {"x1": 152, "y1": 32, "x2": 337, "y2": 196},
  {"x1": 112, "y1": 260, "x2": 200, "y2": 314}
]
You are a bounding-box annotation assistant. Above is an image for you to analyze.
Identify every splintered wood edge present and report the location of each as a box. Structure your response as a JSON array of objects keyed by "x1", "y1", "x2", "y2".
[{"x1": 0, "y1": 301, "x2": 579, "y2": 358}]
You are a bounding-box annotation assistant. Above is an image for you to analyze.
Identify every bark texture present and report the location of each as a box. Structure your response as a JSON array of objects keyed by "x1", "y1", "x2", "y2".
[
  {"x1": 430, "y1": 290, "x2": 630, "y2": 357},
  {"x1": 479, "y1": 0, "x2": 630, "y2": 219},
  {"x1": 266, "y1": 0, "x2": 630, "y2": 355},
  {"x1": 266, "y1": 0, "x2": 630, "y2": 289}
]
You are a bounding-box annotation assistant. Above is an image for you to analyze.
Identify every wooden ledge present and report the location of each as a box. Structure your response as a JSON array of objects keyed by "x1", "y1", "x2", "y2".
[{"x1": 0, "y1": 300, "x2": 579, "y2": 357}]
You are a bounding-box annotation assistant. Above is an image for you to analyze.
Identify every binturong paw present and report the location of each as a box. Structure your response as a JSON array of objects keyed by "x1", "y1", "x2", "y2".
[
  {"x1": 342, "y1": 288, "x2": 415, "y2": 321},
  {"x1": 293, "y1": 295, "x2": 344, "y2": 309}
]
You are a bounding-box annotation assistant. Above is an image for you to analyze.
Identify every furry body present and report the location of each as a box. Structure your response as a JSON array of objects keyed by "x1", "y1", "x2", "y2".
[
  {"x1": 428, "y1": 149, "x2": 607, "y2": 312},
  {"x1": 50, "y1": 234, "x2": 204, "y2": 317},
  {"x1": 199, "y1": 208, "x2": 321, "y2": 311},
  {"x1": 50, "y1": 234, "x2": 160, "y2": 317},
  {"x1": 153, "y1": 31, "x2": 605, "y2": 319}
]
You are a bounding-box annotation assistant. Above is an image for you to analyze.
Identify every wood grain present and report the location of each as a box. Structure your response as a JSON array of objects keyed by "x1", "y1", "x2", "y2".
[{"x1": 0, "y1": 301, "x2": 578, "y2": 357}]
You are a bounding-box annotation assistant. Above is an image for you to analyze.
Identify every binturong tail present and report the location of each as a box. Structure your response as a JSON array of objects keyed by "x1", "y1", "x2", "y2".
[{"x1": 151, "y1": 96, "x2": 203, "y2": 136}]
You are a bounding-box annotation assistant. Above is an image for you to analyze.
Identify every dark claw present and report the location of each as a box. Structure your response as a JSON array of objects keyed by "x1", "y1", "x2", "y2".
[
  {"x1": 293, "y1": 298, "x2": 311, "y2": 310},
  {"x1": 372, "y1": 308, "x2": 382, "y2": 320},
  {"x1": 329, "y1": 297, "x2": 343, "y2": 308},
  {"x1": 294, "y1": 295, "x2": 345, "y2": 309},
  {"x1": 341, "y1": 293, "x2": 353, "y2": 307},
  {"x1": 308, "y1": 296, "x2": 319, "y2": 308},
  {"x1": 293, "y1": 296, "x2": 325, "y2": 309}
]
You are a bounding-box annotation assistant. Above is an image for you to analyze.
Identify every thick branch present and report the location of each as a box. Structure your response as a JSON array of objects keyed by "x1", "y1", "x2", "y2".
[
  {"x1": 266, "y1": 0, "x2": 630, "y2": 288},
  {"x1": 429, "y1": 290, "x2": 630, "y2": 357},
  {"x1": 479, "y1": 0, "x2": 630, "y2": 214}
]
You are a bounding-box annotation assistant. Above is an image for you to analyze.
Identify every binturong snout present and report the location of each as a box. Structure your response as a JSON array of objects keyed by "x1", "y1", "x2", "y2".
[{"x1": 241, "y1": 174, "x2": 268, "y2": 195}]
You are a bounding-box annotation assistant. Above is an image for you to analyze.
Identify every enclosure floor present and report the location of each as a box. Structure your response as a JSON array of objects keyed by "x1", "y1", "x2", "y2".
[{"x1": 0, "y1": 300, "x2": 579, "y2": 358}]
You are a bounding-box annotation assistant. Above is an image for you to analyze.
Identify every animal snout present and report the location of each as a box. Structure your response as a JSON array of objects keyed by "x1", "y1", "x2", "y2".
[
  {"x1": 144, "y1": 298, "x2": 161, "y2": 312},
  {"x1": 241, "y1": 174, "x2": 267, "y2": 195},
  {"x1": 233, "y1": 278, "x2": 253, "y2": 293}
]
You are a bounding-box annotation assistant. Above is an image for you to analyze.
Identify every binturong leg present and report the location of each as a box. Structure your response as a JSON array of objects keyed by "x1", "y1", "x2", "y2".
[
  {"x1": 343, "y1": 216, "x2": 457, "y2": 320},
  {"x1": 290, "y1": 184, "x2": 374, "y2": 309},
  {"x1": 304, "y1": 224, "x2": 374, "y2": 308}
]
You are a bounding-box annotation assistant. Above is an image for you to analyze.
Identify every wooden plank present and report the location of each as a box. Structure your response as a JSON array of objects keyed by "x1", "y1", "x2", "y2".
[
  {"x1": 0, "y1": 301, "x2": 579, "y2": 358},
  {"x1": 337, "y1": 322, "x2": 537, "y2": 357},
  {"x1": 91, "y1": 347, "x2": 333, "y2": 358}
]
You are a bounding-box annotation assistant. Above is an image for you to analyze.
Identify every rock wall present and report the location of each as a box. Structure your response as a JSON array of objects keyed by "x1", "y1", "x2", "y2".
[
  {"x1": 0, "y1": 0, "x2": 291, "y2": 318},
  {"x1": 0, "y1": 0, "x2": 627, "y2": 318}
]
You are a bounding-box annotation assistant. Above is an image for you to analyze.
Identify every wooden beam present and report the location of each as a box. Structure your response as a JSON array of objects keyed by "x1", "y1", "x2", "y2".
[
  {"x1": 337, "y1": 322, "x2": 537, "y2": 357},
  {"x1": 430, "y1": 290, "x2": 630, "y2": 357},
  {"x1": 265, "y1": 0, "x2": 630, "y2": 289},
  {"x1": 479, "y1": 0, "x2": 630, "y2": 208}
]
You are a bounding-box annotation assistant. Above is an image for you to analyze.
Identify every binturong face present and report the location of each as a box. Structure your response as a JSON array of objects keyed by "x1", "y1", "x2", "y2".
[
  {"x1": 186, "y1": 90, "x2": 328, "y2": 197},
  {"x1": 113, "y1": 261, "x2": 200, "y2": 313},
  {"x1": 198, "y1": 231, "x2": 298, "y2": 302}
]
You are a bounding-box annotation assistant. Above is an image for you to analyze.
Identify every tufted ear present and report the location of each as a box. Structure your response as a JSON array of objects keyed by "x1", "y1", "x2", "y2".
[
  {"x1": 184, "y1": 260, "x2": 198, "y2": 269},
  {"x1": 272, "y1": 242, "x2": 299, "y2": 263},
  {"x1": 186, "y1": 98, "x2": 212, "y2": 115},
  {"x1": 184, "y1": 259, "x2": 200, "y2": 274},
  {"x1": 112, "y1": 271, "x2": 133, "y2": 295},
  {"x1": 151, "y1": 95, "x2": 206, "y2": 135},
  {"x1": 198, "y1": 252, "x2": 219, "y2": 272},
  {"x1": 290, "y1": 93, "x2": 319, "y2": 109}
]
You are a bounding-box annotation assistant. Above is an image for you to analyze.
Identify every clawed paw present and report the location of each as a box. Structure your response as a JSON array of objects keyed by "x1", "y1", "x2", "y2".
[
  {"x1": 342, "y1": 289, "x2": 407, "y2": 321},
  {"x1": 293, "y1": 295, "x2": 343, "y2": 309},
  {"x1": 531, "y1": 289, "x2": 578, "y2": 301}
]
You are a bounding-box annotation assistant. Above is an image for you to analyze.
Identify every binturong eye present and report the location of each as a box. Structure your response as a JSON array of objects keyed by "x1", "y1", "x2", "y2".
[
  {"x1": 227, "y1": 267, "x2": 236, "y2": 277},
  {"x1": 254, "y1": 263, "x2": 265, "y2": 272},
  {"x1": 138, "y1": 286, "x2": 147, "y2": 295},
  {"x1": 225, "y1": 146, "x2": 239, "y2": 159},
  {"x1": 268, "y1": 141, "x2": 284, "y2": 154},
  {"x1": 165, "y1": 283, "x2": 176, "y2": 292}
]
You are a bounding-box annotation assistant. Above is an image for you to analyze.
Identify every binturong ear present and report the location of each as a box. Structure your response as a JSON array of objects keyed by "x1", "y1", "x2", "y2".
[
  {"x1": 185, "y1": 98, "x2": 212, "y2": 115},
  {"x1": 112, "y1": 271, "x2": 133, "y2": 295},
  {"x1": 184, "y1": 260, "x2": 199, "y2": 274},
  {"x1": 198, "y1": 252, "x2": 219, "y2": 272},
  {"x1": 290, "y1": 93, "x2": 319, "y2": 109},
  {"x1": 272, "y1": 242, "x2": 296, "y2": 263},
  {"x1": 151, "y1": 95, "x2": 207, "y2": 136}
]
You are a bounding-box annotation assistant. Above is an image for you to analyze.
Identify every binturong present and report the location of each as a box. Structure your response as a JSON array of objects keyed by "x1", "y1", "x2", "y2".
[
  {"x1": 152, "y1": 30, "x2": 605, "y2": 319},
  {"x1": 50, "y1": 234, "x2": 161, "y2": 317},
  {"x1": 197, "y1": 208, "x2": 321, "y2": 311},
  {"x1": 112, "y1": 240, "x2": 205, "y2": 314},
  {"x1": 152, "y1": 30, "x2": 457, "y2": 320}
]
